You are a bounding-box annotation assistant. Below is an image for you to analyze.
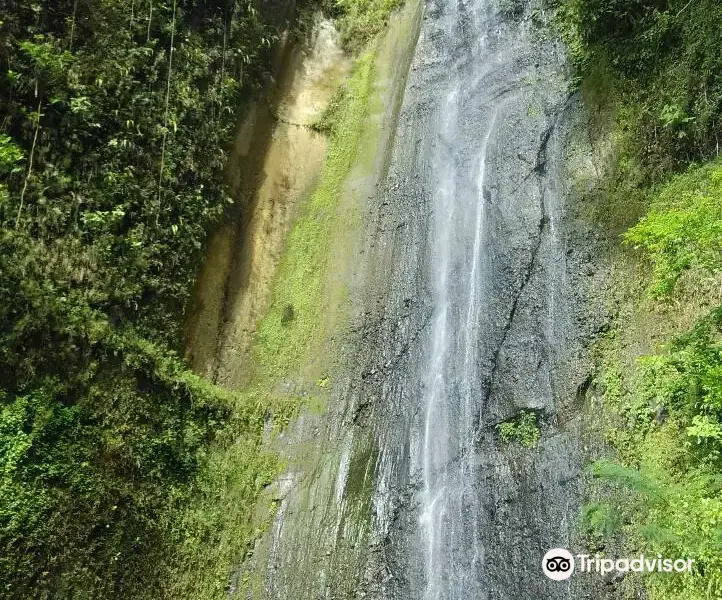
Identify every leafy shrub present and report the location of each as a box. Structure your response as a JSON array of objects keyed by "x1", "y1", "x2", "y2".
[
  {"x1": 558, "y1": 2, "x2": 722, "y2": 598},
  {"x1": 333, "y1": 0, "x2": 403, "y2": 49},
  {"x1": 588, "y1": 164, "x2": 722, "y2": 598},
  {"x1": 625, "y1": 160, "x2": 722, "y2": 297},
  {"x1": 496, "y1": 411, "x2": 541, "y2": 448},
  {"x1": 587, "y1": 458, "x2": 722, "y2": 599},
  {"x1": 557, "y1": 0, "x2": 722, "y2": 172}
]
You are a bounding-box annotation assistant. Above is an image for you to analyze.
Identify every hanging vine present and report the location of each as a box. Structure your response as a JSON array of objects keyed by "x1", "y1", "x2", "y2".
[{"x1": 156, "y1": 0, "x2": 176, "y2": 219}]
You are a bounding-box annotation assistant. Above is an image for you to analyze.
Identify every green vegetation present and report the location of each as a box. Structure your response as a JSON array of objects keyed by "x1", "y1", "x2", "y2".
[
  {"x1": 624, "y1": 161, "x2": 722, "y2": 298},
  {"x1": 0, "y1": 1, "x2": 285, "y2": 597},
  {"x1": 160, "y1": 390, "x2": 279, "y2": 600},
  {"x1": 558, "y1": 0, "x2": 722, "y2": 176},
  {"x1": 585, "y1": 167, "x2": 722, "y2": 598},
  {"x1": 496, "y1": 411, "x2": 541, "y2": 448},
  {"x1": 313, "y1": 0, "x2": 401, "y2": 50},
  {"x1": 557, "y1": 1, "x2": 722, "y2": 597},
  {"x1": 0, "y1": 0, "x2": 399, "y2": 597},
  {"x1": 335, "y1": 0, "x2": 402, "y2": 49}
]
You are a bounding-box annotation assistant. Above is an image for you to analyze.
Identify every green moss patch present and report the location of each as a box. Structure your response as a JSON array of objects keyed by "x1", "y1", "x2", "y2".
[{"x1": 253, "y1": 51, "x2": 376, "y2": 382}]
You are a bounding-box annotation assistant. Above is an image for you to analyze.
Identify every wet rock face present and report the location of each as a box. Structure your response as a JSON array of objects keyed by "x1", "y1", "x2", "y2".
[
  {"x1": 252, "y1": 0, "x2": 608, "y2": 598},
  {"x1": 359, "y1": 1, "x2": 605, "y2": 598}
]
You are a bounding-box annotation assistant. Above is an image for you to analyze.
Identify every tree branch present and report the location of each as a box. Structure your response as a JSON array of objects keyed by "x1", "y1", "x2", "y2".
[
  {"x1": 16, "y1": 100, "x2": 42, "y2": 230},
  {"x1": 156, "y1": 0, "x2": 177, "y2": 222}
]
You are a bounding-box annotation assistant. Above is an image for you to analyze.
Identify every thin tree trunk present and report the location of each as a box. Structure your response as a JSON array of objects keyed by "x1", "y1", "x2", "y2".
[
  {"x1": 221, "y1": 12, "x2": 227, "y2": 84},
  {"x1": 675, "y1": 0, "x2": 695, "y2": 19},
  {"x1": 156, "y1": 0, "x2": 177, "y2": 220},
  {"x1": 16, "y1": 100, "x2": 42, "y2": 229},
  {"x1": 69, "y1": 0, "x2": 79, "y2": 51},
  {"x1": 712, "y1": 125, "x2": 719, "y2": 158},
  {"x1": 147, "y1": 0, "x2": 153, "y2": 42},
  {"x1": 215, "y1": 11, "x2": 228, "y2": 122}
]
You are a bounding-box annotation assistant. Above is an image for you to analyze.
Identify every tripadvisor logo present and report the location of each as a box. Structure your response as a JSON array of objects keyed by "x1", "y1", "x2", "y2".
[
  {"x1": 543, "y1": 548, "x2": 575, "y2": 581},
  {"x1": 542, "y1": 548, "x2": 695, "y2": 581}
]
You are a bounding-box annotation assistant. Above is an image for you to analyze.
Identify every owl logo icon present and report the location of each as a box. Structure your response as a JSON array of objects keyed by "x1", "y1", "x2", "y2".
[{"x1": 542, "y1": 548, "x2": 575, "y2": 581}]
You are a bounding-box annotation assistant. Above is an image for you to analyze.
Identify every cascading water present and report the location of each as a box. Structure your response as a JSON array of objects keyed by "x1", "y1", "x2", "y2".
[
  {"x1": 420, "y1": 88, "x2": 501, "y2": 598},
  {"x1": 390, "y1": 0, "x2": 591, "y2": 597},
  {"x1": 417, "y1": 0, "x2": 527, "y2": 593}
]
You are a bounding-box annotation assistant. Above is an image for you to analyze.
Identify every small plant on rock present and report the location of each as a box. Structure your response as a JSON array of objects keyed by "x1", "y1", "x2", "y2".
[{"x1": 496, "y1": 411, "x2": 541, "y2": 448}]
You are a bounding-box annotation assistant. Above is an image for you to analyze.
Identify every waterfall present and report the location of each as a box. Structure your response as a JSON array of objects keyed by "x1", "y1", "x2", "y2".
[
  {"x1": 402, "y1": 0, "x2": 581, "y2": 597},
  {"x1": 421, "y1": 97, "x2": 501, "y2": 598}
]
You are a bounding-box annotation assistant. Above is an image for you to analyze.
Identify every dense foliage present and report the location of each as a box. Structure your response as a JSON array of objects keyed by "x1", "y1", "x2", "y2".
[
  {"x1": 612, "y1": 164, "x2": 722, "y2": 599},
  {"x1": 586, "y1": 211, "x2": 722, "y2": 597},
  {"x1": 0, "y1": 0, "x2": 400, "y2": 594},
  {"x1": 558, "y1": 0, "x2": 722, "y2": 175},
  {"x1": 559, "y1": 2, "x2": 722, "y2": 597},
  {"x1": 625, "y1": 161, "x2": 722, "y2": 297},
  {"x1": 0, "y1": 0, "x2": 285, "y2": 597}
]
